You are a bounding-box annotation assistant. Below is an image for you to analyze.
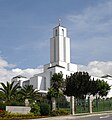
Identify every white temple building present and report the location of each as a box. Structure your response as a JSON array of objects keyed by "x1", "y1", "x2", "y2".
[
  {"x1": 11, "y1": 24, "x2": 112, "y2": 97},
  {"x1": 12, "y1": 24, "x2": 77, "y2": 93}
]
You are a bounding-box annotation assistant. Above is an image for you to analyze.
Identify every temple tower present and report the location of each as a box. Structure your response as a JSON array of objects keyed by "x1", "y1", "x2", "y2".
[{"x1": 50, "y1": 25, "x2": 70, "y2": 64}]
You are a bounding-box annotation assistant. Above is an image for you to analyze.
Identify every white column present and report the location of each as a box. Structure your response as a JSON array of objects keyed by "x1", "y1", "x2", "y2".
[
  {"x1": 88, "y1": 95, "x2": 92, "y2": 113},
  {"x1": 70, "y1": 96, "x2": 75, "y2": 115}
]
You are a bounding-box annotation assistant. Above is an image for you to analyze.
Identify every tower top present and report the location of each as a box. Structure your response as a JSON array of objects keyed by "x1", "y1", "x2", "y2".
[
  {"x1": 58, "y1": 19, "x2": 61, "y2": 26},
  {"x1": 51, "y1": 23, "x2": 70, "y2": 63}
]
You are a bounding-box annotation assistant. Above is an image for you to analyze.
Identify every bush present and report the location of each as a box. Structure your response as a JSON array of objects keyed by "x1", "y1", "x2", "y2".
[
  {"x1": 4, "y1": 112, "x2": 34, "y2": 118},
  {"x1": 0, "y1": 102, "x2": 6, "y2": 110},
  {"x1": 10, "y1": 101, "x2": 25, "y2": 106},
  {"x1": 30, "y1": 103, "x2": 40, "y2": 116},
  {"x1": 50, "y1": 110, "x2": 58, "y2": 116},
  {"x1": 0, "y1": 109, "x2": 5, "y2": 117},
  {"x1": 40, "y1": 102, "x2": 50, "y2": 116},
  {"x1": 50, "y1": 109, "x2": 69, "y2": 116}
]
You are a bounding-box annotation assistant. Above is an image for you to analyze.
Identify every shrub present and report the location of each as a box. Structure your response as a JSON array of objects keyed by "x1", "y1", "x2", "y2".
[
  {"x1": 30, "y1": 103, "x2": 40, "y2": 116},
  {"x1": 0, "y1": 109, "x2": 5, "y2": 117},
  {"x1": 40, "y1": 102, "x2": 50, "y2": 116},
  {"x1": 50, "y1": 110, "x2": 58, "y2": 116},
  {"x1": 50, "y1": 109, "x2": 69, "y2": 116},
  {"x1": 0, "y1": 102, "x2": 6, "y2": 110},
  {"x1": 10, "y1": 101, "x2": 25, "y2": 106},
  {"x1": 5, "y1": 112, "x2": 34, "y2": 118}
]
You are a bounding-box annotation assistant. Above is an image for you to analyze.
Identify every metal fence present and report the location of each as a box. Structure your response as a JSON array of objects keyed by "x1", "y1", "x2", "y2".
[
  {"x1": 57, "y1": 96, "x2": 112, "y2": 114},
  {"x1": 92, "y1": 98, "x2": 112, "y2": 112}
]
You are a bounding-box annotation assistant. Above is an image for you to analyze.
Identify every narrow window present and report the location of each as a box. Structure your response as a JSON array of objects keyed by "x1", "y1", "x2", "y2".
[
  {"x1": 62, "y1": 29, "x2": 64, "y2": 36},
  {"x1": 56, "y1": 29, "x2": 57, "y2": 36},
  {"x1": 50, "y1": 71, "x2": 52, "y2": 86}
]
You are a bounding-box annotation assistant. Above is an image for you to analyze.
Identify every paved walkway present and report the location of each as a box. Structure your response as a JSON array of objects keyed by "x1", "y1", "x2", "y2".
[{"x1": 30, "y1": 111, "x2": 112, "y2": 120}]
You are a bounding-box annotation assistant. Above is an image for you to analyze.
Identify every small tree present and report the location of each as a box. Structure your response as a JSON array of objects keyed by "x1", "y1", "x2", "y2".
[
  {"x1": 0, "y1": 81, "x2": 20, "y2": 105},
  {"x1": 64, "y1": 72, "x2": 91, "y2": 113},
  {"x1": 91, "y1": 79, "x2": 111, "y2": 97},
  {"x1": 47, "y1": 72, "x2": 64, "y2": 110},
  {"x1": 19, "y1": 85, "x2": 39, "y2": 105}
]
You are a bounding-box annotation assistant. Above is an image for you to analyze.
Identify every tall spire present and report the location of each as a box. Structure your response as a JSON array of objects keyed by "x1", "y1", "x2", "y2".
[
  {"x1": 50, "y1": 24, "x2": 70, "y2": 63},
  {"x1": 58, "y1": 19, "x2": 61, "y2": 26}
]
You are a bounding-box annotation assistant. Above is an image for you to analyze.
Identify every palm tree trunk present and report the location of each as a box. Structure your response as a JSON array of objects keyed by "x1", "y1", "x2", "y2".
[
  {"x1": 51, "y1": 97, "x2": 56, "y2": 111},
  {"x1": 57, "y1": 97, "x2": 59, "y2": 110}
]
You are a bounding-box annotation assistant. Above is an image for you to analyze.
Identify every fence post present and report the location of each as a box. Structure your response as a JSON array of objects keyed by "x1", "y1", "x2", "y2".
[
  {"x1": 88, "y1": 95, "x2": 92, "y2": 113},
  {"x1": 70, "y1": 96, "x2": 75, "y2": 115}
]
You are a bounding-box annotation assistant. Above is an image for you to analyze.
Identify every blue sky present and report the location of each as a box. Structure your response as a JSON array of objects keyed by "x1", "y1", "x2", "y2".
[{"x1": 0, "y1": 0, "x2": 112, "y2": 82}]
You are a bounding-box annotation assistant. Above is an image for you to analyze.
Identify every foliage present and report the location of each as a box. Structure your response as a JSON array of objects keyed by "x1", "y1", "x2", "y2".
[
  {"x1": 40, "y1": 102, "x2": 50, "y2": 116},
  {"x1": 10, "y1": 101, "x2": 25, "y2": 106},
  {"x1": 51, "y1": 72, "x2": 64, "y2": 90},
  {"x1": 47, "y1": 72, "x2": 64, "y2": 110},
  {"x1": 47, "y1": 87, "x2": 59, "y2": 99},
  {"x1": 0, "y1": 110, "x2": 48, "y2": 119},
  {"x1": 0, "y1": 81, "x2": 20, "y2": 105},
  {"x1": 0, "y1": 109, "x2": 5, "y2": 117},
  {"x1": 50, "y1": 109, "x2": 69, "y2": 116},
  {"x1": 47, "y1": 72, "x2": 64, "y2": 99},
  {"x1": 30, "y1": 103, "x2": 40, "y2": 116},
  {"x1": 4, "y1": 111, "x2": 34, "y2": 118},
  {"x1": 96, "y1": 79, "x2": 110, "y2": 97},
  {"x1": 19, "y1": 85, "x2": 39, "y2": 103},
  {"x1": 64, "y1": 72, "x2": 110, "y2": 98},
  {"x1": 64, "y1": 72, "x2": 91, "y2": 98},
  {"x1": 57, "y1": 96, "x2": 70, "y2": 108},
  {"x1": 90, "y1": 79, "x2": 110, "y2": 97},
  {"x1": 0, "y1": 102, "x2": 6, "y2": 110}
]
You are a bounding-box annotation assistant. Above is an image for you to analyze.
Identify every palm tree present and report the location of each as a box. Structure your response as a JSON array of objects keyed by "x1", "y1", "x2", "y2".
[
  {"x1": 47, "y1": 72, "x2": 64, "y2": 110},
  {"x1": 51, "y1": 72, "x2": 63, "y2": 91},
  {"x1": 19, "y1": 85, "x2": 39, "y2": 105},
  {"x1": 0, "y1": 81, "x2": 20, "y2": 105}
]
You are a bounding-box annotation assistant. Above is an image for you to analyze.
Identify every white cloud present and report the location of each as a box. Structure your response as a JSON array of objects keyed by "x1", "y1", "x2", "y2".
[
  {"x1": 12, "y1": 67, "x2": 43, "y2": 78},
  {"x1": 0, "y1": 57, "x2": 9, "y2": 68},
  {"x1": 0, "y1": 57, "x2": 43, "y2": 83},
  {"x1": 78, "y1": 61, "x2": 112, "y2": 77},
  {"x1": 0, "y1": 56, "x2": 112, "y2": 84},
  {"x1": 0, "y1": 57, "x2": 16, "y2": 68}
]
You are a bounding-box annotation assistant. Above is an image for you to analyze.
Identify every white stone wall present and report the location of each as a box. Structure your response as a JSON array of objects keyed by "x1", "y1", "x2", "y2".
[
  {"x1": 11, "y1": 77, "x2": 28, "y2": 87},
  {"x1": 29, "y1": 76, "x2": 38, "y2": 89},
  {"x1": 6, "y1": 106, "x2": 31, "y2": 114}
]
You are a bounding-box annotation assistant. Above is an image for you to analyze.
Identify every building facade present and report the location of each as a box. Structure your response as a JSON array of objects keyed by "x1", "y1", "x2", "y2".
[
  {"x1": 26, "y1": 24, "x2": 77, "y2": 93},
  {"x1": 11, "y1": 24, "x2": 112, "y2": 97}
]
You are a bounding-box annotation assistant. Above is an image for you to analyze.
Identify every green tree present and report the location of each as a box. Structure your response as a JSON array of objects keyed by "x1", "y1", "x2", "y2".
[
  {"x1": 64, "y1": 72, "x2": 91, "y2": 112},
  {"x1": 0, "y1": 81, "x2": 20, "y2": 105},
  {"x1": 64, "y1": 72, "x2": 91, "y2": 98},
  {"x1": 51, "y1": 72, "x2": 64, "y2": 91},
  {"x1": 19, "y1": 85, "x2": 39, "y2": 104},
  {"x1": 47, "y1": 72, "x2": 64, "y2": 110},
  {"x1": 92, "y1": 79, "x2": 110, "y2": 97}
]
